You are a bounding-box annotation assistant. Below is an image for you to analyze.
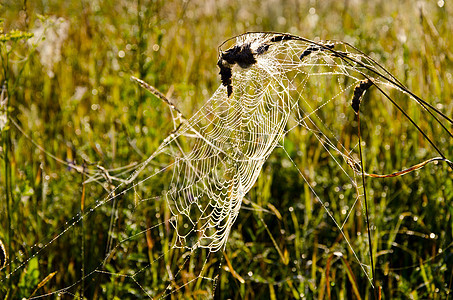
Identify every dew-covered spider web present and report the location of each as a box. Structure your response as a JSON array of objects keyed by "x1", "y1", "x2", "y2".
[{"x1": 2, "y1": 32, "x2": 452, "y2": 298}]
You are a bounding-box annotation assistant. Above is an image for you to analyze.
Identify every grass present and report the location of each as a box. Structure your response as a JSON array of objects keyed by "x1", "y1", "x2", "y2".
[{"x1": 1, "y1": 0, "x2": 453, "y2": 299}]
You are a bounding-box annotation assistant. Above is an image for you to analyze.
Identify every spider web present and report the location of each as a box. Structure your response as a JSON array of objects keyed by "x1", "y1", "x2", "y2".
[{"x1": 2, "y1": 32, "x2": 452, "y2": 298}]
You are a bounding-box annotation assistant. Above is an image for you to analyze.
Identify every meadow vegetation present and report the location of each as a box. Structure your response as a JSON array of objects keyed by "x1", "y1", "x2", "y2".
[{"x1": 0, "y1": 0, "x2": 452, "y2": 299}]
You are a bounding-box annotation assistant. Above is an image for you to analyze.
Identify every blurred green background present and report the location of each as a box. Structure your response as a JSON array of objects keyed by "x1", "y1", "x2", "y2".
[{"x1": 1, "y1": 0, "x2": 452, "y2": 299}]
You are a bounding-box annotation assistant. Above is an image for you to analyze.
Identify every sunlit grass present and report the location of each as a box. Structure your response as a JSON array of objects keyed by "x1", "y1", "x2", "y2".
[{"x1": 0, "y1": 0, "x2": 452, "y2": 299}]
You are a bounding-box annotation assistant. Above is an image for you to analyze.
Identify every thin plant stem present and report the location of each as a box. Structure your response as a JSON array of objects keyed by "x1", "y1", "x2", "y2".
[
  {"x1": 137, "y1": 0, "x2": 145, "y2": 104},
  {"x1": 357, "y1": 111, "x2": 378, "y2": 299},
  {"x1": 2, "y1": 50, "x2": 13, "y2": 299},
  {"x1": 3, "y1": 107, "x2": 12, "y2": 299},
  {"x1": 81, "y1": 169, "x2": 86, "y2": 299}
]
